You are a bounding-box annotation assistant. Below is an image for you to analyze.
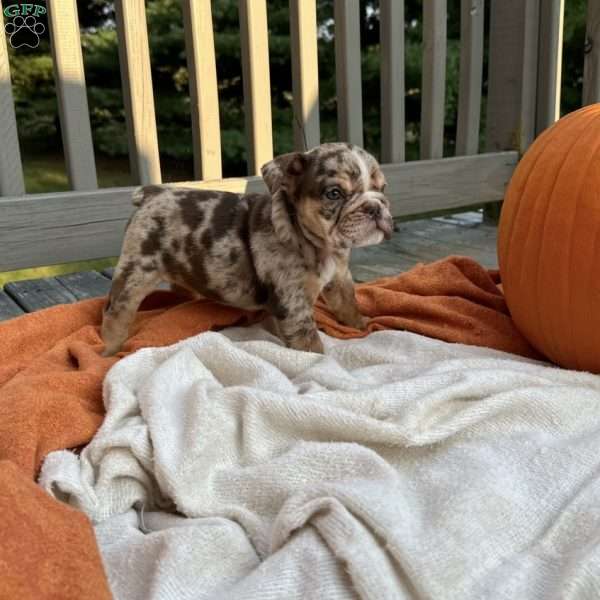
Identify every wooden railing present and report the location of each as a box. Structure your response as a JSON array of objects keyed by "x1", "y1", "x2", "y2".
[{"x1": 0, "y1": 0, "x2": 598, "y2": 272}]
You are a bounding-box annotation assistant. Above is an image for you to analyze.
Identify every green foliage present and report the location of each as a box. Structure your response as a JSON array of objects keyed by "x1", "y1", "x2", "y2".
[
  {"x1": 22, "y1": 153, "x2": 131, "y2": 194},
  {"x1": 9, "y1": 0, "x2": 590, "y2": 183},
  {"x1": 9, "y1": 45, "x2": 59, "y2": 150}
]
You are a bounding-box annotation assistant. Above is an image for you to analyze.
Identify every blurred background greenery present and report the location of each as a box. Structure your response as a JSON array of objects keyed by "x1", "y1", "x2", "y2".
[
  {"x1": 0, "y1": 0, "x2": 589, "y2": 283},
  {"x1": 11, "y1": 0, "x2": 589, "y2": 188}
]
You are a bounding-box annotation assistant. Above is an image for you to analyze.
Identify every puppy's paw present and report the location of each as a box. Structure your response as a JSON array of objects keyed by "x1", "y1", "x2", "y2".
[
  {"x1": 101, "y1": 345, "x2": 119, "y2": 358},
  {"x1": 289, "y1": 331, "x2": 324, "y2": 354},
  {"x1": 346, "y1": 314, "x2": 369, "y2": 330},
  {"x1": 336, "y1": 312, "x2": 368, "y2": 330},
  {"x1": 307, "y1": 334, "x2": 325, "y2": 354}
]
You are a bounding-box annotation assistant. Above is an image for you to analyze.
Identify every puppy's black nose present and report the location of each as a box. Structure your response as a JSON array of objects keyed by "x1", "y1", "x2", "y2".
[{"x1": 366, "y1": 205, "x2": 381, "y2": 219}]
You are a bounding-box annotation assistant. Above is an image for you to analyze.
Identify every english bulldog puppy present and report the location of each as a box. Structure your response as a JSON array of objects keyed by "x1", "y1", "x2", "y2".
[{"x1": 101, "y1": 143, "x2": 394, "y2": 356}]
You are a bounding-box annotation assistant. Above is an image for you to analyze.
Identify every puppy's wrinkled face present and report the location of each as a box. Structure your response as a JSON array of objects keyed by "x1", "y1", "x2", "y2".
[{"x1": 261, "y1": 143, "x2": 394, "y2": 249}]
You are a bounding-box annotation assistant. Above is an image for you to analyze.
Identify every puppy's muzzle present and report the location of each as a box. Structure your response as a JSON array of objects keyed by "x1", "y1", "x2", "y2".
[
  {"x1": 378, "y1": 215, "x2": 394, "y2": 240},
  {"x1": 365, "y1": 194, "x2": 394, "y2": 240}
]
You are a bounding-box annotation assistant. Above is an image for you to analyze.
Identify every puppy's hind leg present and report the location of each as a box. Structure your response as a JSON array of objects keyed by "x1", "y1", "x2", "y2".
[
  {"x1": 169, "y1": 282, "x2": 201, "y2": 299},
  {"x1": 101, "y1": 263, "x2": 161, "y2": 356}
]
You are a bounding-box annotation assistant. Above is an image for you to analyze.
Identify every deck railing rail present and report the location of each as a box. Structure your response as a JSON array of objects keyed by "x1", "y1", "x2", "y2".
[{"x1": 0, "y1": 0, "x2": 598, "y2": 272}]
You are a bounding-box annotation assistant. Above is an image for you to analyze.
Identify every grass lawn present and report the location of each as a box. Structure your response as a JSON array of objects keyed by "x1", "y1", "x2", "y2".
[
  {"x1": 0, "y1": 257, "x2": 119, "y2": 287},
  {"x1": 23, "y1": 153, "x2": 133, "y2": 194}
]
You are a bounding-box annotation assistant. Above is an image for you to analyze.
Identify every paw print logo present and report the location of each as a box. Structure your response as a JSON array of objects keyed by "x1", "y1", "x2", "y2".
[{"x1": 5, "y1": 15, "x2": 45, "y2": 49}]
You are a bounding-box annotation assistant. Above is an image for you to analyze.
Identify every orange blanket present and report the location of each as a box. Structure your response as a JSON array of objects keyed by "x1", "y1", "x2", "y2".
[{"x1": 0, "y1": 256, "x2": 539, "y2": 599}]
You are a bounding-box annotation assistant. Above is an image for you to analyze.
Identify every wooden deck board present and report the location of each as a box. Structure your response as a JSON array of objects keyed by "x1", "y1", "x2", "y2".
[
  {"x1": 4, "y1": 277, "x2": 77, "y2": 313},
  {"x1": 0, "y1": 289, "x2": 24, "y2": 321},
  {"x1": 393, "y1": 237, "x2": 496, "y2": 269},
  {"x1": 405, "y1": 217, "x2": 498, "y2": 256},
  {"x1": 0, "y1": 212, "x2": 498, "y2": 319},
  {"x1": 350, "y1": 211, "x2": 498, "y2": 280},
  {"x1": 56, "y1": 271, "x2": 112, "y2": 300},
  {"x1": 350, "y1": 245, "x2": 420, "y2": 279}
]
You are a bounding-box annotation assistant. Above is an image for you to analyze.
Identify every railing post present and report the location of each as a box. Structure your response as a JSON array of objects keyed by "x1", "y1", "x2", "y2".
[
  {"x1": 182, "y1": 0, "x2": 222, "y2": 181},
  {"x1": 380, "y1": 0, "x2": 405, "y2": 163},
  {"x1": 0, "y1": 0, "x2": 25, "y2": 196},
  {"x1": 536, "y1": 0, "x2": 564, "y2": 134},
  {"x1": 47, "y1": 0, "x2": 98, "y2": 191},
  {"x1": 239, "y1": 0, "x2": 273, "y2": 175},
  {"x1": 289, "y1": 0, "x2": 320, "y2": 151},
  {"x1": 114, "y1": 0, "x2": 162, "y2": 185},
  {"x1": 484, "y1": 0, "x2": 540, "y2": 222},
  {"x1": 420, "y1": 0, "x2": 447, "y2": 160},
  {"x1": 583, "y1": 0, "x2": 600, "y2": 106},
  {"x1": 455, "y1": 0, "x2": 484, "y2": 157},
  {"x1": 334, "y1": 0, "x2": 364, "y2": 146}
]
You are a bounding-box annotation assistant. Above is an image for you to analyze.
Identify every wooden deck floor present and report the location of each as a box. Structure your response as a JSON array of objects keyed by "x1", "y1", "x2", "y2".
[{"x1": 0, "y1": 211, "x2": 498, "y2": 322}]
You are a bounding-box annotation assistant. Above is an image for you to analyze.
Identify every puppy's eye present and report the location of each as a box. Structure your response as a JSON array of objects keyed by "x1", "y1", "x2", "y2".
[{"x1": 325, "y1": 188, "x2": 343, "y2": 201}]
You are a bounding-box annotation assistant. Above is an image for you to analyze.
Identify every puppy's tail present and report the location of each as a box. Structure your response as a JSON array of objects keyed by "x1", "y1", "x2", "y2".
[
  {"x1": 131, "y1": 186, "x2": 148, "y2": 206},
  {"x1": 132, "y1": 186, "x2": 148, "y2": 207},
  {"x1": 131, "y1": 185, "x2": 165, "y2": 208}
]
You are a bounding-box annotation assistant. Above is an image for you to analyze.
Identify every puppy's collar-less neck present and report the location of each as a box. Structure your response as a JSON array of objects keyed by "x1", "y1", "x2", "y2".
[
  {"x1": 279, "y1": 189, "x2": 305, "y2": 245},
  {"x1": 277, "y1": 189, "x2": 334, "y2": 265},
  {"x1": 282, "y1": 191, "x2": 297, "y2": 223}
]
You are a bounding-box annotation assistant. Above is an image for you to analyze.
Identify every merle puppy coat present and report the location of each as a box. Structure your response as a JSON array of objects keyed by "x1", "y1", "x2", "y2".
[{"x1": 101, "y1": 143, "x2": 394, "y2": 356}]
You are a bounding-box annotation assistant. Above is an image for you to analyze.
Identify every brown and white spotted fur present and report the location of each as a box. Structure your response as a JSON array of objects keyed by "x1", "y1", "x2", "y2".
[{"x1": 101, "y1": 143, "x2": 394, "y2": 356}]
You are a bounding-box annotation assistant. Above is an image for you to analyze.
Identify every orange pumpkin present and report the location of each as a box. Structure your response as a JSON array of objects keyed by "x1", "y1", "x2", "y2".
[{"x1": 498, "y1": 104, "x2": 600, "y2": 372}]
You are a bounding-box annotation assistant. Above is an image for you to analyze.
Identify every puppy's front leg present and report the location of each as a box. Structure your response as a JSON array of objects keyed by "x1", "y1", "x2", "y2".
[
  {"x1": 279, "y1": 316, "x2": 324, "y2": 353},
  {"x1": 274, "y1": 290, "x2": 324, "y2": 353},
  {"x1": 322, "y1": 268, "x2": 368, "y2": 330}
]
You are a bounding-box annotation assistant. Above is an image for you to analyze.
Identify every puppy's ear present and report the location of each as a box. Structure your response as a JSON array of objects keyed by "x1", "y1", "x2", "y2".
[
  {"x1": 371, "y1": 165, "x2": 387, "y2": 191},
  {"x1": 261, "y1": 152, "x2": 307, "y2": 195}
]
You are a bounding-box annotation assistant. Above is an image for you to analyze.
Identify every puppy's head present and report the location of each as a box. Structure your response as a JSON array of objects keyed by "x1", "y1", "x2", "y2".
[{"x1": 261, "y1": 143, "x2": 394, "y2": 249}]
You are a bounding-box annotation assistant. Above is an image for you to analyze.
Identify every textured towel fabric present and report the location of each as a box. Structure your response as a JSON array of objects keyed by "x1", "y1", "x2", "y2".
[
  {"x1": 0, "y1": 256, "x2": 538, "y2": 599},
  {"x1": 0, "y1": 291, "x2": 254, "y2": 478},
  {"x1": 0, "y1": 291, "x2": 252, "y2": 600},
  {"x1": 0, "y1": 257, "x2": 538, "y2": 479},
  {"x1": 0, "y1": 461, "x2": 111, "y2": 600},
  {"x1": 41, "y1": 326, "x2": 600, "y2": 600},
  {"x1": 319, "y1": 256, "x2": 539, "y2": 360}
]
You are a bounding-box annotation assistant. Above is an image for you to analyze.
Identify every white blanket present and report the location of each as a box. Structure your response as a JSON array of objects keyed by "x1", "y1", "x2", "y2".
[{"x1": 40, "y1": 326, "x2": 600, "y2": 600}]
